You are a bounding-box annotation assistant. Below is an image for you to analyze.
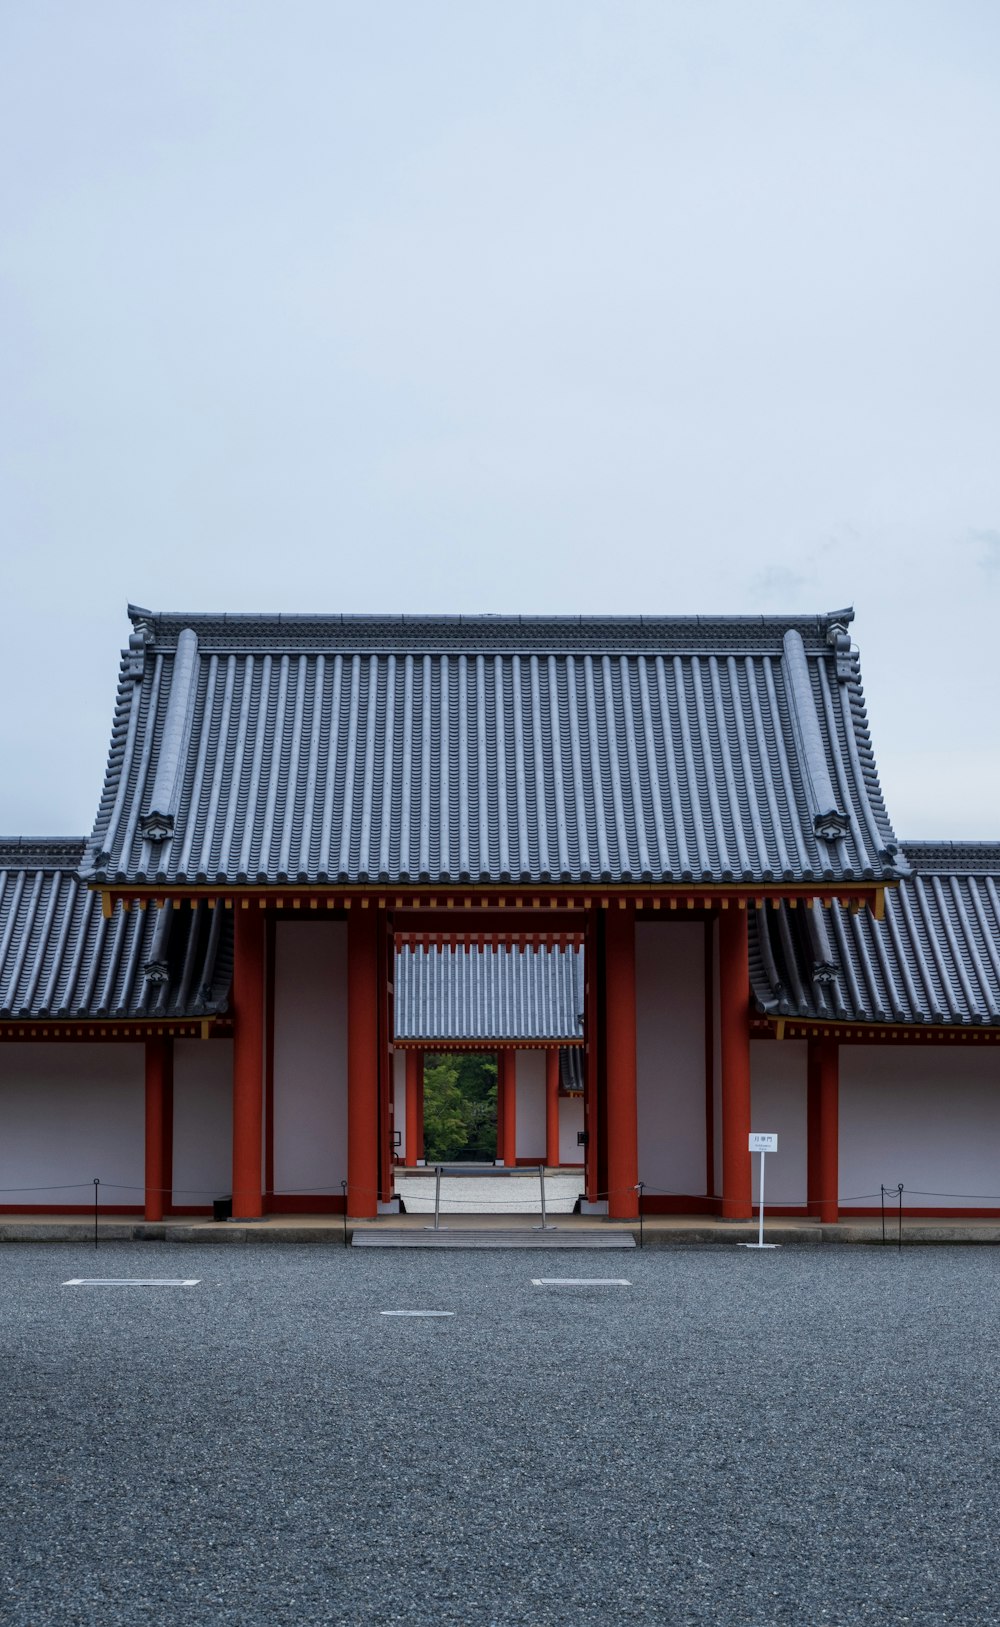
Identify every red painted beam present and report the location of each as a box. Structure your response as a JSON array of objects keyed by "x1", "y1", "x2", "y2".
[
  {"x1": 808, "y1": 1037, "x2": 839, "y2": 1224},
  {"x1": 719, "y1": 909, "x2": 752, "y2": 1220},
  {"x1": 499, "y1": 1048, "x2": 517, "y2": 1164},
  {"x1": 348, "y1": 910, "x2": 380, "y2": 1218},
  {"x1": 604, "y1": 907, "x2": 639, "y2": 1220},
  {"x1": 144, "y1": 1036, "x2": 172, "y2": 1222},
  {"x1": 546, "y1": 1048, "x2": 561, "y2": 1168},
  {"x1": 405, "y1": 1049, "x2": 424, "y2": 1165},
  {"x1": 232, "y1": 908, "x2": 265, "y2": 1219}
]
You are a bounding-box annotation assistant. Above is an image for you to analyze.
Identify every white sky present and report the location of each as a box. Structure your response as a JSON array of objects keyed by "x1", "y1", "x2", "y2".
[{"x1": 1, "y1": 1, "x2": 998, "y2": 839}]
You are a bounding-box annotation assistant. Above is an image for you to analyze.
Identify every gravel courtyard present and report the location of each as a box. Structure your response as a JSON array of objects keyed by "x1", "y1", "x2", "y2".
[{"x1": 2, "y1": 1243, "x2": 998, "y2": 1627}]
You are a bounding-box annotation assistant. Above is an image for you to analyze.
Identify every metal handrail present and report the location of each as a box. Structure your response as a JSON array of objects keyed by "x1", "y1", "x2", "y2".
[{"x1": 425, "y1": 1163, "x2": 556, "y2": 1231}]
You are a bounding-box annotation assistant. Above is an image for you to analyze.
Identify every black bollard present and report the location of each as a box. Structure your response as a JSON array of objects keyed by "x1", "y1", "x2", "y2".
[{"x1": 93, "y1": 1177, "x2": 100, "y2": 1250}]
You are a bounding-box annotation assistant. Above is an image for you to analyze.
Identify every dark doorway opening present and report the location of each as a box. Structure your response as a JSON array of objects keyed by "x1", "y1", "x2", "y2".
[{"x1": 422, "y1": 1051, "x2": 497, "y2": 1163}]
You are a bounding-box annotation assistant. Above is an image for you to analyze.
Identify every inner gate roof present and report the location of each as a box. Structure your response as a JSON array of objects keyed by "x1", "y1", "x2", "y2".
[
  {"x1": 749, "y1": 843, "x2": 1000, "y2": 1028},
  {"x1": 394, "y1": 943, "x2": 584, "y2": 1045},
  {"x1": 82, "y1": 606, "x2": 905, "y2": 890}
]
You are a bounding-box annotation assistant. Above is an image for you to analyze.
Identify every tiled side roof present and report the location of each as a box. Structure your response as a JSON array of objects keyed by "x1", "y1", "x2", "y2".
[
  {"x1": 394, "y1": 944, "x2": 585, "y2": 1044},
  {"x1": 750, "y1": 844, "x2": 1000, "y2": 1027},
  {"x1": 82, "y1": 606, "x2": 903, "y2": 888},
  {"x1": 0, "y1": 841, "x2": 230, "y2": 1021}
]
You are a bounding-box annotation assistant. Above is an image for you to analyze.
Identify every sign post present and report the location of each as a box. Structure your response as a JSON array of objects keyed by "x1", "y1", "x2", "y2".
[{"x1": 742, "y1": 1133, "x2": 780, "y2": 1250}]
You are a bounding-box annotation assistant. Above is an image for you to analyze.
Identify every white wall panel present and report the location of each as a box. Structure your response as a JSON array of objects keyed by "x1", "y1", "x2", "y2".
[
  {"x1": 558, "y1": 1095, "x2": 585, "y2": 1165},
  {"x1": 635, "y1": 923, "x2": 706, "y2": 1197},
  {"x1": 515, "y1": 1050, "x2": 546, "y2": 1160},
  {"x1": 0, "y1": 1044, "x2": 143, "y2": 1203},
  {"x1": 393, "y1": 1050, "x2": 407, "y2": 1160},
  {"x1": 272, "y1": 922, "x2": 348, "y2": 1194},
  {"x1": 749, "y1": 1040, "x2": 807, "y2": 1205},
  {"x1": 840, "y1": 1047, "x2": 1000, "y2": 1209},
  {"x1": 173, "y1": 1039, "x2": 232, "y2": 1205}
]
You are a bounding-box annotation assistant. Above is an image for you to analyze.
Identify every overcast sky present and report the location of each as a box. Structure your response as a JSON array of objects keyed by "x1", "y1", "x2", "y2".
[{"x1": 1, "y1": 1, "x2": 997, "y2": 840}]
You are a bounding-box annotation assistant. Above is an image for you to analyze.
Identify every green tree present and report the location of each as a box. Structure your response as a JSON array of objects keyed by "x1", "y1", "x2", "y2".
[
  {"x1": 422, "y1": 1056, "x2": 469, "y2": 1162},
  {"x1": 422, "y1": 1052, "x2": 498, "y2": 1162}
]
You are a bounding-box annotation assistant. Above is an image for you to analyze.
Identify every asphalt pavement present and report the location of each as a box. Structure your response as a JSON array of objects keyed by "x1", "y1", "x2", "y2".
[{"x1": 1, "y1": 1243, "x2": 998, "y2": 1626}]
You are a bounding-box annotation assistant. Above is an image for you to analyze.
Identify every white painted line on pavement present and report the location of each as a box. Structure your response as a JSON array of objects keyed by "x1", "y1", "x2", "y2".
[
  {"x1": 531, "y1": 1277, "x2": 631, "y2": 1286},
  {"x1": 380, "y1": 1309, "x2": 455, "y2": 1317},
  {"x1": 63, "y1": 1278, "x2": 201, "y2": 1287}
]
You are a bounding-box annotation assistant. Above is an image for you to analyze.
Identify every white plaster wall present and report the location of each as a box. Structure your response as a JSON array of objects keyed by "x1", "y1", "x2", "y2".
[
  {"x1": 515, "y1": 1050, "x2": 546, "y2": 1161},
  {"x1": 272, "y1": 922, "x2": 348, "y2": 1194},
  {"x1": 749, "y1": 1040, "x2": 807, "y2": 1205},
  {"x1": 0, "y1": 1044, "x2": 143, "y2": 1202},
  {"x1": 559, "y1": 1095, "x2": 585, "y2": 1164},
  {"x1": 635, "y1": 923, "x2": 707, "y2": 1197},
  {"x1": 840, "y1": 1047, "x2": 1000, "y2": 1209},
  {"x1": 393, "y1": 1049, "x2": 407, "y2": 1160},
  {"x1": 173, "y1": 1039, "x2": 232, "y2": 1205}
]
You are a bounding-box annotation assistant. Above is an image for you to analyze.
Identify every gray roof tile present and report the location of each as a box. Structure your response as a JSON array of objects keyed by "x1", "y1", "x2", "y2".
[
  {"x1": 394, "y1": 944, "x2": 584, "y2": 1044},
  {"x1": 0, "y1": 840, "x2": 230, "y2": 1022},
  {"x1": 750, "y1": 842, "x2": 1000, "y2": 1027},
  {"x1": 83, "y1": 607, "x2": 903, "y2": 888}
]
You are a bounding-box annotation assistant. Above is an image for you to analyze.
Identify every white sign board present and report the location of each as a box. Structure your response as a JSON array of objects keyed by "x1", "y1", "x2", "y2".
[{"x1": 749, "y1": 1133, "x2": 778, "y2": 1153}]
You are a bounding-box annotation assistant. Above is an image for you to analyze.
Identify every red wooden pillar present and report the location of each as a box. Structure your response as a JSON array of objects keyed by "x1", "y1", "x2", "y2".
[
  {"x1": 405, "y1": 1049, "x2": 424, "y2": 1164},
  {"x1": 416, "y1": 1064, "x2": 425, "y2": 1162},
  {"x1": 808, "y1": 1037, "x2": 839, "y2": 1223},
  {"x1": 348, "y1": 909, "x2": 380, "y2": 1218},
  {"x1": 545, "y1": 1048, "x2": 561, "y2": 1169},
  {"x1": 144, "y1": 1036, "x2": 173, "y2": 1222},
  {"x1": 719, "y1": 907, "x2": 752, "y2": 1220},
  {"x1": 584, "y1": 909, "x2": 600, "y2": 1201},
  {"x1": 232, "y1": 906, "x2": 265, "y2": 1219},
  {"x1": 499, "y1": 1048, "x2": 517, "y2": 1164},
  {"x1": 604, "y1": 907, "x2": 639, "y2": 1220}
]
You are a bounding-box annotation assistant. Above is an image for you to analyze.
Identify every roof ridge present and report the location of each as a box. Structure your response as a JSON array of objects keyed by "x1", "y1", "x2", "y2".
[
  {"x1": 0, "y1": 838, "x2": 87, "y2": 867},
  {"x1": 128, "y1": 604, "x2": 855, "y2": 629},
  {"x1": 121, "y1": 606, "x2": 858, "y2": 659},
  {"x1": 900, "y1": 840, "x2": 1000, "y2": 875}
]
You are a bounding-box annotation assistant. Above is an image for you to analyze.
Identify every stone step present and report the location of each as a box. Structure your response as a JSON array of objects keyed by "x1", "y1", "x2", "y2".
[{"x1": 352, "y1": 1227, "x2": 636, "y2": 1249}]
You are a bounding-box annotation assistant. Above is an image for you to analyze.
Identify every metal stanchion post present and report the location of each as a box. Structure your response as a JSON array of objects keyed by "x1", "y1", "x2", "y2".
[
  {"x1": 341, "y1": 1179, "x2": 348, "y2": 1248},
  {"x1": 637, "y1": 1182, "x2": 645, "y2": 1250},
  {"x1": 897, "y1": 1183, "x2": 904, "y2": 1253},
  {"x1": 93, "y1": 1177, "x2": 100, "y2": 1250},
  {"x1": 881, "y1": 1185, "x2": 886, "y2": 1245},
  {"x1": 433, "y1": 1165, "x2": 442, "y2": 1231},
  {"x1": 534, "y1": 1164, "x2": 556, "y2": 1231}
]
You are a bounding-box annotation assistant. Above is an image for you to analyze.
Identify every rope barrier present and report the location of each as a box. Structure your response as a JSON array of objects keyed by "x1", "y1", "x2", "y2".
[{"x1": 5, "y1": 1174, "x2": 1000, "y2": 1208}]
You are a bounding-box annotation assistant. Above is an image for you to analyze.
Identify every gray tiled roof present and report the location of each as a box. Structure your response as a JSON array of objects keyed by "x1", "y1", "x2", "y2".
[
  {"x1": 394, "y1": 944, "x2": 584, "y2": 1044},
  {"x1": 750, "y1": 843, "x2": 1000, "y2": 1027},
  {"x1": 0, "y1": 840, "x2": 231, "y2": 1021},
  {"x1": 83, "y1": 606, "x2": 904, "y2": 889}
]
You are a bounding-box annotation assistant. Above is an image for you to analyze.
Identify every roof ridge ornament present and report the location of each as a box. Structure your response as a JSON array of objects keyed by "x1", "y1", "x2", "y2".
[
  {"x1": 140, "y1": 630, "x2": 200, "y2": 844},
  {"x1": 826, "y1": 617, "x2": 853, "y2": 683},
  {"x1": 781, "y1": 630, "x2": 852, "y2": 844},
  {"x1": 126, "y1": 617, "x2": 154, "y2": 680},
  {"x1": 805, "y1": 897, "x2": 839, "y2": 983}
]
